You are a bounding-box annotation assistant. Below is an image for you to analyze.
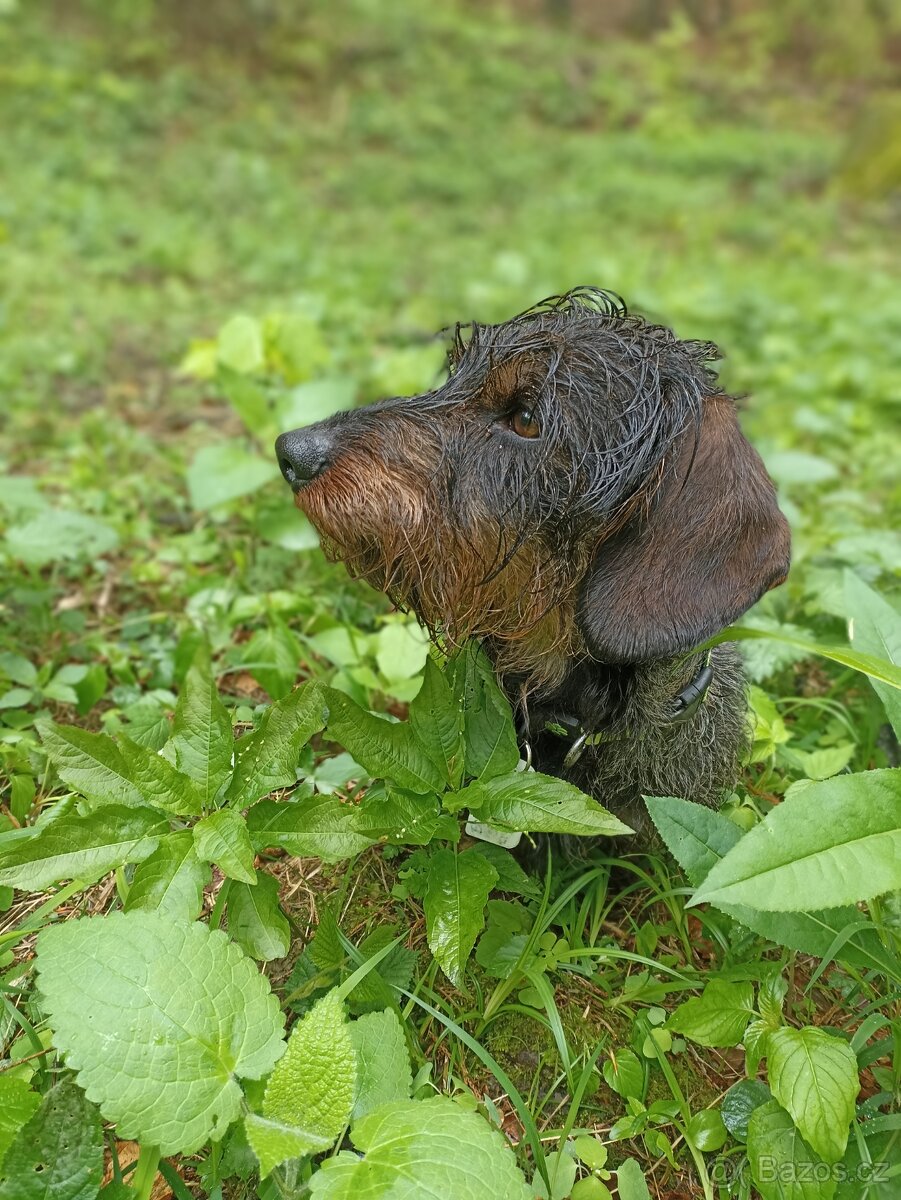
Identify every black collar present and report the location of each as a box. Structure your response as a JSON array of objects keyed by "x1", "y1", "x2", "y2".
[{"x1": 539, "y1": 651, "x2": 714, "y2": 769}]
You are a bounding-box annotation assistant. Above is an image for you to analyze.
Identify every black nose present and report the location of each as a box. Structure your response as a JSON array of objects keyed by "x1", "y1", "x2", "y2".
[{"x1": 275, "y1": 429, "x2": 333, "y2": 491}]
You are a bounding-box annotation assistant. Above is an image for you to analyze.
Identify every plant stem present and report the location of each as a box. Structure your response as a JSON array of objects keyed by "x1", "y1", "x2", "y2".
[{"x1": 130, "y1": 1143, "x2": 160, "y2": 1200}]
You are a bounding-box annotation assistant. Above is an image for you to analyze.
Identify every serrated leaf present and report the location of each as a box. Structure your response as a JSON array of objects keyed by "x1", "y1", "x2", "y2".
[
  {"x1": 193, "y1": 809, "x2": 257, "y2": 883},
  {"x1": 247, "y1": 990, "x2": 355, "y2": 1177},
  {"x1": 668, "y1": 980, "x2": 756, "y2": 1047},
  {"x1": 747, "y1": 1100, "x2": 836, "y2": 1200},
  {"x1": 349, "y1": 1009, "x2": 413, "y2": 1119},
  {"x1": 168, "y1": 651, "x2": 234, "y2": 805},
  {"x1": 423, "y1": 848, "x2": 497, "y2": 987},
  {"x1": 766, "y1": 1027, "x2": 859, "y2": 1163},
  {"x1": 227, "y1": 871, "x2": 290, "y2": 961},
  {"x1": 226, "y1": 682, "x2": 327, "y2": 808},
  {"x1": 36, "y1": 912, "x2": 285, "y2": 1155},
  {"x1": 458, "y1": 770, "x2": 632, "y2": 836},
  {"x1": 124, "y1": 831, "x2": 211, "y2": 920},
  {"x1": 117, "y1": 736, "x2": 203, "y2": 815},
  {"x1": 39, "y1": 722, "x2": 144, "y2": 808},
  {"x1": 322, "y1": 687, "x2": 446, "y2": 794},
  {"x1": 408, "y1": 656, "x2": 465, "y2": 787},
  {"x1": 691, "y1": 770, "x2": 901, "y2": 911},
  {"x1": 646, "y1": 795, "x2": 897, "y2": 972},
  {"x1": 463, "y1": 844, "x2": 541, "y2": 898},
  {"x1": 242, "y1": 622, "x2": 302, "y2": 700},
  {"x1": 0, "y1": 1076, "x2": 103, "y2": 1200},
  {"x1": 0, "y1": 805, "x2": 167, "y2": 890},
  {"x1": 0, "y1": 1077, "x2": 40, "y2": 1168},
  {"x1": 247, "y1": 793, "x2": 376, "y2": 863},
  {"x1": 845, "y1": 570, "x2": 901, "y2": 739},
  {"x1": 447, "y1": 646, "x2": 520, "y2": 781},
  {"x1": 349, "y1": 785, "x2": 444, "y2": 845},
  {"x1": 308, "y1": 1096, "x2": 533, "y2": 1199}
]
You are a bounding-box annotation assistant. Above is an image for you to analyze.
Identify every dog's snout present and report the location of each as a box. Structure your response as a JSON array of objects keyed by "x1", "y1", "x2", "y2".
[{"x1": 275, "y1": 429, "x2": 333, "y2": 491}]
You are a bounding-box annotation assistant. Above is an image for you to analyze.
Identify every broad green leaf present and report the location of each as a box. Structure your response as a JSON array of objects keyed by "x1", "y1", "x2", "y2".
[
  {"x1": 712, "y1": 626, "x2": 901, "y2": 692},
  {"x1": 349, "y1": 785, "x2": 446, "y2": 845},
  {"x1": 602, "y1": 1048, "x2": 644, "y2": 1099},
  {"x1": 277, "y1": 378, "x2": 355, "y2": 429},
  {"x1": 5, "y1": 510, "x2": 118, "y2": 565},
  {"x1": 242, "y1": 622, "x2": 302, "y2": 700},
  {"x1": 408, "y1": 656, "x2": 464, "y2": 787},
  {"x1": 39, "y1": 722, "x2": 144, "y2": 808},
  {"x1": 36, "y1": 912, "x2": 285, "y2": 1155},
  {"x1": 117, "y1": 736, "x2": 203, "y2": 815},
  {"x1": 247, "y1": 990, "x2": 356, "y2": 1177},
  {"x1": 217, "y1": 313, "x2": 265, "y2": 375},
  {"x1": 721, "y1": 1079, "x2": 772, "y2": 1142},
  {"x1": 0, "y1": 1077, "x2": 40, "y2": 1168},
  {"x1": 308, "y1": 1096, "x2": 533, "y2": 1199},
  {"x1": 0, "y1": 1076, "x2": 103, "y2": 1200},
  {"x1": 227, "y1": 871, "x2": 290, "y2": 961},
  {"x1": 766, "y1": 1027, "x2": 859, "y2": 1163},
  {"x1": 614, "y1": 1159, "x2": 652, "y2": 1200},
  {"x1": 349, "y1": 1009, "x2": 413, "y2": 1119},
  {"x1": 0, "y1": 652, "x2": 38, "y2": 687},
  {"x1": 193, "y1": 809, "x2": 257, "y2": 883},
  {"x1": 187, "y1": 440, "x2": 279, "y2": 510},
  {"x1": 0, "y1": 806, "x2": 166, "y2": 890},
  {"x1": 447, "y1": 646, "x2": 520, "y2": 781},
  {"x1": 686, "y1": 1108, "x2": 728, "y2": 1152},
  {"x1": 247, "y1": 793, "x2": 376, "y2": 863},
  {"x1": 226, "y1": 681, "x2": 327, "y2": 808},
  {"x1": 534, "y1": 1149, "x2": 577, "y2": 1200},
  {"x1": 747, "y1": 1100, "x2": 836, "y2": 1200},
  {"x1": 475, "y1": 899, "x2": 532, "y2": 978},
  {"x1": 668, "y1": 980, "x2": 756, "y2": 1047},
  {"x1": 167, "y1": 650, "x2": 233, "y2": 805},
  {"x1": 124, "y1": 831, "x2": 211, "y2": 921},
  {"x1": 845, "y1": 570, "x2": 901, "y2": 739},
  {"x1": 423, "y1": 847, "x2": 497, "y2": 987},
  {"x1": 646, "y1": 795, "x2": 897, "y2": 973},
  {"x1": 0, "y1": 686, "x2": 33, "y2": 709},
  {"x1": 463, "y1": 844, "x2": 541, "y2": 898},
  {"x1": 322, "y1": 687, "x2": 447, "y2": 794},
  {"x1": 691, "y1": 770, "x2": 901, "y2": 911},
  {"x1": 458, "y1": 770, "x2": 632, "y2": 836}
]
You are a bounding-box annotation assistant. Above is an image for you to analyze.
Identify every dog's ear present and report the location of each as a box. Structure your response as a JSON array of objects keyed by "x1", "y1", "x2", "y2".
[{"x1": 577, "y1": 397, "x2": 790, "y2": 664}]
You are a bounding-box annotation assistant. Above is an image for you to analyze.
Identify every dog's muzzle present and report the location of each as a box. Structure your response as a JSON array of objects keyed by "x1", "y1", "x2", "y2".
[{"x1": 275, "y1": 428, "x2": 333, "y2": 492}]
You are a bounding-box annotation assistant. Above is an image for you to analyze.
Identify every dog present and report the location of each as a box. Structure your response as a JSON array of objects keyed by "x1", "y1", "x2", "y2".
[{"x1": 275, "y1": 288, "x2": 790, "y2": 834}]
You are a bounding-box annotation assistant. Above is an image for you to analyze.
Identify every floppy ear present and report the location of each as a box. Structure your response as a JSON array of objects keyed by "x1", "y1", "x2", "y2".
[{"x1": 577, "y1": 396, "x2": 791, "y2": 664}]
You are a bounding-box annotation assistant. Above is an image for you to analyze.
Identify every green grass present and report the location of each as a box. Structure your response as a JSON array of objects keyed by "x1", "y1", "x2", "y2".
[{"x1": 1, "y1": 1, "x2": 900, "y2": 1197}]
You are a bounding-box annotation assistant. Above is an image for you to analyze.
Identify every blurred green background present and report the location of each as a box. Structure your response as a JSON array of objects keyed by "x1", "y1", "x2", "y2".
[{"x1": 0, "y1": 0, "x2": 899, "y2": 726}]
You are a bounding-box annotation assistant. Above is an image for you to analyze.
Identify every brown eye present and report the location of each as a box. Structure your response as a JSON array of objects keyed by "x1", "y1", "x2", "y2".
[{"x1": 511, "y1": 408, "x2": 540, "y2": 439}]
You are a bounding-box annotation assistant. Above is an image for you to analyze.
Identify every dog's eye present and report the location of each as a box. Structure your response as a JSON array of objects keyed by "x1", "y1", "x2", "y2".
[{"x1": 510, "y1": 408, "x2": 540, "y2": 439}]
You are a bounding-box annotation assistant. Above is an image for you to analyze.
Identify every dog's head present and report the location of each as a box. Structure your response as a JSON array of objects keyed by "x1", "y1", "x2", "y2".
[{"x1": 276, "y1": 288, "x2": 790, "y2": 688}]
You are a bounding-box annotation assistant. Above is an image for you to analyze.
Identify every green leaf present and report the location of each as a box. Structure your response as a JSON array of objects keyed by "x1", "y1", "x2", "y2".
[
  {"x1": 447, "y1": 646, "x2": 520, "y2": 781},
  {"x1": 167, "y1": 650, "x2": 233, "y2": 805},
  {"x1": 647, "y1": 794, "x2": 897, "y2": 972},
  {"x1": 0, "y1": 686, "x2": 33, "y2": 709},
  {"x1": 217, "y1": 314, "x2": 265, "y2": 374},
  {"x1": 602, "y1": 1048, "x2": 644, "y2": 1099},
  {"x1": 462, "y1": 843, "x2": 541, "y2": 898},
  {"x1": 668, "y1": 980, "x2": 756, "y2": 1048},
  {"x1": 845, "y1": 571, "x2": 901, "y2": 739},
  {"x1": 193, "y1": 809, "x2": 257, "y2": 883},
  {"x1": 5, "y1": 510, "x2": 119, "y2": 565},
  {"x1": 0, "y1": 1077, "x2": 40, "y2": 1168},
  {"x1": 0, "y1": 1076, "x2": 103, "y2": 1200},
  {"x1": 534, "y1": 1149, "x2": 577, "y2": 1200},
  {"x1": 247, "y1": 990, "x2": 356, "y2": 1177},
  {"x1": 747, "y1": 1100, "x2": 836, "y2": 1200},
  {"x1": 0, "y1": 805, "x2": 167, "y2": 890},
  {"x1": 242, "y1": 623, "x2": 302, "y2": 700},
  {"x1": 39, "y1": 722, "x2": 144, "y2": 808},
  {"x1": 349, "y1": 1009, "x2": 413, "y2": 1119},
  {"x1": 712, "y1": 626, "x2": 901, "y2": 692},
  {"x1": 691, "y1": 770, "x2": 901, "y2": 911},
  {"x1": 0, "y1": 653, "x2": 38, "y2": 687},
  {"x1": 117, "y1": 736, "x2": 203, "y2": 815},
  {"x1": 226, "y1": 681, "x2": 327, "y2": 808},
  {"x1": 308, "y1": 1096, "x2": 533, "y2": 1199},
  {"x1": 349, "y1": 785, "x2": 445, "y2": 845},
  {"x1": 458, "y1": 770, "x2": 632, "y2": 836},
  {"x1": 615, "y1": 1158, "x2": 652, "y2": 1200},
  {"x1": 721, "y1": 1079, "x2": 772, "y2": 1142},
  {"x1": 423, "y1": 847, "x2": 497, "y2": 987},
  {"x1": 686, "y1": 1109, "x2": 728, "y2": 1152},
  {"x1": 277, "y1": 378, "x2": 355, "y2": 428},
  {"x1": 36, "y1": 912, "x2": 285, "y2": 1155},
  {"x1": 322, "y1": 687, "x2": 447, "y2": 794},
  {"x1": 766, "y1": 1027, "x2": 859, "y2": 1163},
  {"x1": 187, "y1": 440, "x2": 279, "y2": 510},
  {"x1": 247, "y1": 793, "x2": 376, "y2": 863},
  {"x1": 475, "y1": 899, "x2": 532, "y2": 978},
  {"x1": 123, "y1": 830, "x2": 210, "y2": 921},
  {"x1": 408, "y1": 655, "x2": 465, "y2": 787},
  {"x1": 227, "y1": 871, "x2": 290, "y2": 961}
]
